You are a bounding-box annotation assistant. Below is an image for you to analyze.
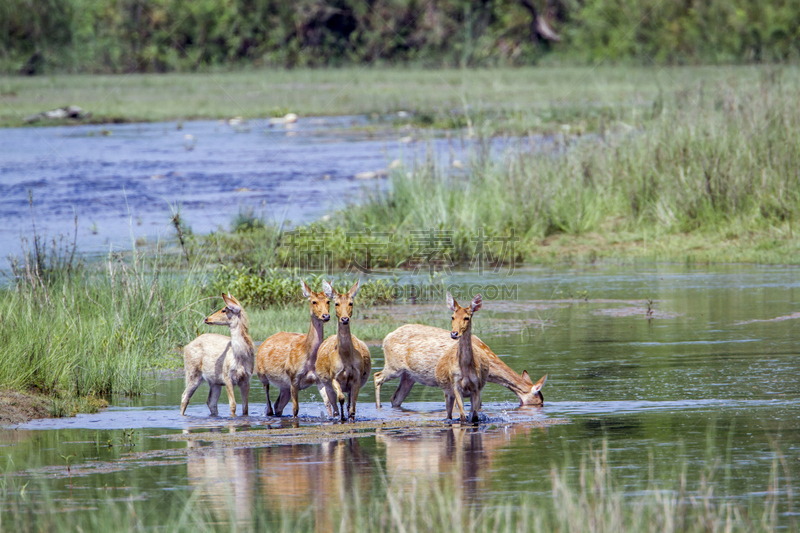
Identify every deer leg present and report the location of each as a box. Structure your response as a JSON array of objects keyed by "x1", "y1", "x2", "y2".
[
  {"x1": 348, "y1": 379, "x2": 361, "y2": 421},
  {"x1": 331, "y1": 379, "x2": 346, "y2": 421},
  {"x1": 453, "y1": 388, "x2": 467, "y2": 423},
  {"x1": 224, "y1": 380, "x2": 237, "y2": 417},
  {"x1": 390, "y1": 374, "x2": 415, "y2": 408},
  {"x1": 207, "y1": 384, "x2": 222, "y2": 416},
  {"x1": 180, "y1": 375, "x2": 203, "y2": 416},
  {"x1": 470, "y1": 389, "x2": 481, "y2": 424},
  {"x1": 239, "y1": 378, "x2": 250, "y2": 416},
  {"x1": 318, "y1": 382, "x2": 335, "y2": 417},
  {"x1": 291, "y1": 382, "x2": 300, "y2": 418},
  {"x1": 274, "y1": 388, "x2": 291, "y2": 416},
  {"x1": 260, "y1": 377, "x2": 274, "y2": 416},
  {"x1": 373, "y1": 371, "x2": 385, "y2": 409},
  {"x1": 444, "y1": 393, "x2": 455, "y2": 420}
]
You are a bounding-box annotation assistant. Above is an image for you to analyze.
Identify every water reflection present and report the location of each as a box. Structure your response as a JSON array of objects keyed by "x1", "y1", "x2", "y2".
[
  {"x1": 180, "y1": 423, "x2": 536, "y2": 530},
  {"x1": 184, "y1": 425, "x2": 256, "y2": 523}
]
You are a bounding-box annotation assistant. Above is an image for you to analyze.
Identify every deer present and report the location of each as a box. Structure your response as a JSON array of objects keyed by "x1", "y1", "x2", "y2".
[
  {"x1": 315, "y1": 279, "x2": 372, "y2": 421},
  {"x1": 376, "y1": 324, "x2": 546, "y2": 409},
  {"x1": 435, "y1": 292, "x2": 490, "y2": 423},
  {"x1": 180, "y1": 294, "x2": 254, "y2": 417},
  {"x1": 255, "y1": 280, "x2": 330, "y2": 417}
]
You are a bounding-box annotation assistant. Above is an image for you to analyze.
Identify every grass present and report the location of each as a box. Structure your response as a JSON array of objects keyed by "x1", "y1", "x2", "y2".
[
  {"x1": 0, "y1": 236, "x2": 207, "y2": 403},
  {"x1": 328, "y1": 66, "x2": 800, "y2": 264},
  {"x1": 0, "y1": 442, "x2": 791, "y2": 532},
  {"x1": 0, "y1": 65, "x2": 792, "y2": 129}
]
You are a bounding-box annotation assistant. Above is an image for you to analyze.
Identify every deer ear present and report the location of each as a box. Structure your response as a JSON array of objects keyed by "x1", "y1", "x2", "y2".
[
  {"x1": 301, "y1": 280, "x2": 311, "y2": 299},
  {"x1": 222, "y1": 293, "x2": 242, "y2": 313},
  {"x1": 446, "y1": 291, "x2": 457, "y2": 311},
  {"x1": 532, "y1": 374, "x2": 547, "y2": 393},
  {"x1": 349, "y1": 278, "x2": 361, "y2": 298},
  {"x1": 470, "y1": 294, "x2": 482, "y2": 313},
  {"x1": 522, "y1": 370, "x2": 532, "y2": 385},
  {"x1": 322, "y1": 280, "x2": 334, "y2": 299}
]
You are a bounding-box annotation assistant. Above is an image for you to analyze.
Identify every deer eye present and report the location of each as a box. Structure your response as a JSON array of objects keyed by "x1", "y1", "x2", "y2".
[
  {"x1": 312, "y1": 301, "x2": 317, "y2": 305},
  {"x1": 335, "y1": 302, "x2": 340, "y2": 306},
  {"x1": 464, "y1": 317, "x2": 470, "y2": 321},
  {"x1": 451, "y1": 316, "x2": 454, "y2": 320}
]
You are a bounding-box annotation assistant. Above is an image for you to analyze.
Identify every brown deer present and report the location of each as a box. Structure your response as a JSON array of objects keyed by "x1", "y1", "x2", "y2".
[
  {"x1": 434, "y1": 292, "x2": 489, "y2": 423},
  {"x1": 376, "y1": 324, "x2": 546, "y2": 409},
  {"x1": 180, "y1": 294, "x2": 254, "y2": 417},
  {"x1": 255, "y1": 280, "x2": 330, "y2": 417},
  {"x1": 315, "y1": 279, "x2": 371, "y2": 421}
]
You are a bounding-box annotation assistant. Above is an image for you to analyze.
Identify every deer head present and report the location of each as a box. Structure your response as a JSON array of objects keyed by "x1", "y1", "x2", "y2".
[
  {"x1": 205, "y1": 293, "x2": 245, "y2": 327},
  {"x1": 301, "y1": 280, "x2": 330, "y2": 323},
  {"x1": 323, "y1": 279, "x2": 361, "y2": 326},
  {"x1": 518, "y1": 371, "x2": 547, "y2": 406},
  {"x1": 446, "y1": 292, "x2": 482, "y2": 340}
]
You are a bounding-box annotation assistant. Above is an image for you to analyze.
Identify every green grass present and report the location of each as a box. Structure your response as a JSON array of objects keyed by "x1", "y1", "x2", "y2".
[
  {"x1": 0, "y1": 442, "x2": 789, "y2": 532},
  {"x1": 0, "y1": 65, "x2": 792, "y2": 128},
  {"x1": 328, "y1": 66, "x2": 800, "y2": 264},
  {"x1": 0, "y1": 243, "x2": 206, "y2": 401}
]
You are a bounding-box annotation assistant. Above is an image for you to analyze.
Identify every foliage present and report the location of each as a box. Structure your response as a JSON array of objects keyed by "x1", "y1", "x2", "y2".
[
  {"x1": 3, "y1": 0, "x2": 800, "y2": 73},
  {"x1": 211, "y1": 268, "x2": 399, "y2": 308}
]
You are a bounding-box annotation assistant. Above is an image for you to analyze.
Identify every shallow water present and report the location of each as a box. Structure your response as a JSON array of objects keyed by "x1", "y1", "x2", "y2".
[
  {"x1": 2, "y1": 264, "x2": 799, "y2": 527},
  {"x1": 0, "y1": 117, "x2": 542, "y2": 257}
]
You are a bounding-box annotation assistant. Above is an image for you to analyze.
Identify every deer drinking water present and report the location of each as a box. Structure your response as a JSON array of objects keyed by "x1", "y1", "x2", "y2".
[
  {"x1": 315, "y1": 279, "x2": 372, "y2": 421},
  {"x1": 376, "y1": 325, "x2": 546, "y2": 409},
  {"x1": 255, "y1": 280, "x2": 330, "y2": 417},
  {"x1": 180, "y1": 294, "x2": 254, "y2": 417}
]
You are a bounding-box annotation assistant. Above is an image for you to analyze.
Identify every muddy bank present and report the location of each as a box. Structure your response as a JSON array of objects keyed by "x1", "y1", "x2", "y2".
[{"x1": 0, "y1": 390, "x2": 50, "y2": 425}]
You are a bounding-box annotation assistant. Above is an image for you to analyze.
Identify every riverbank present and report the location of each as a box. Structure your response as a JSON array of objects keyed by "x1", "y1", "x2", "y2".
[{"x1": 1, "y1": 65, "x2": 792, "y2": 129}]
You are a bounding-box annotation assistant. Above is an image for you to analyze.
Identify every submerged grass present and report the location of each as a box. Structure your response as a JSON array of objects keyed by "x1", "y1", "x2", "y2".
[{"x1": 0, "y1": 442, "x2": 791, "y2": 532}]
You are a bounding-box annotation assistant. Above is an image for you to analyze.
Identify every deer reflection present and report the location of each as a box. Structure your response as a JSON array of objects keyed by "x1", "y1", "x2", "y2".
[
  {"x1": 258, "y1": 437, "x2": 369, "y2": 533},
  {"x1": 181, "y1": 422, "x2": 541, "y2": 531},
  {"x1": 377, "y1": 424, "x2": 540, "y2": 501},
  {"x1": 184, "y1": 425, "x2": 256, "y2": 523}
]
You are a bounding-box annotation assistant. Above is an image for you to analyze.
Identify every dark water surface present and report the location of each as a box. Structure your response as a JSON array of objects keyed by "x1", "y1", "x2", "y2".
[{"x1": 2, "y1": 265, "x2": 799, "y2": 526}]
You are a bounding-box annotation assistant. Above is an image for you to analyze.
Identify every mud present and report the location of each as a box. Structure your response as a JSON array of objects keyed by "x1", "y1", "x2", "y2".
[{"x1": 0, "y1": 390, "x2": 51, "y2": 425}]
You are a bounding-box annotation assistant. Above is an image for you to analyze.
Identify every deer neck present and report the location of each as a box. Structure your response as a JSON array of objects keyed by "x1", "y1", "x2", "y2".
[
  {"x1": 457, "y1": 327, "x2": 478, "y2": 379},
  {"x1": 486, "y1": 357, "x2": 527, "y2": 399},
  {"x1": 229, "y1": 313, "x2": 255, "y2": 366},
  {"x1": 302, "y1": 317, "x2": 325, "y2": 374},
  {"x1": 336, "y1": 322, "x2": 356, "y2": 360}
]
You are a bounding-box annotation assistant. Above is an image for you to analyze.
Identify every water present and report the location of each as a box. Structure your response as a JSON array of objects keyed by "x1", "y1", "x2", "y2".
[
  {"x1": 2, "y1": 264, "x2": 799, "y2": 526},
  {"x1": 0, "y1": 117, "x2": 540, "y2": 256}
]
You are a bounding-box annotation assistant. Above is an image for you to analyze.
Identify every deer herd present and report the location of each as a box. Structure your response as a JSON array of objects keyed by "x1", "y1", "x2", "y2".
[{"x1": 181, "y1": 279, "x2": 547, "y2": 423}]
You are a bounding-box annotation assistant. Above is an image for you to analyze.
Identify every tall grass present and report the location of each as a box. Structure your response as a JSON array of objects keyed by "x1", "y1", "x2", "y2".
[
  {"x1": 0, "y1": 243, "x2": 205, "y2": 399},
  {"x1": 338, "y1": 69, "x2": 800, "y2": 251},
  {"x1": 0, "y1": 443, "x2": 790, "y2": 532}
]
